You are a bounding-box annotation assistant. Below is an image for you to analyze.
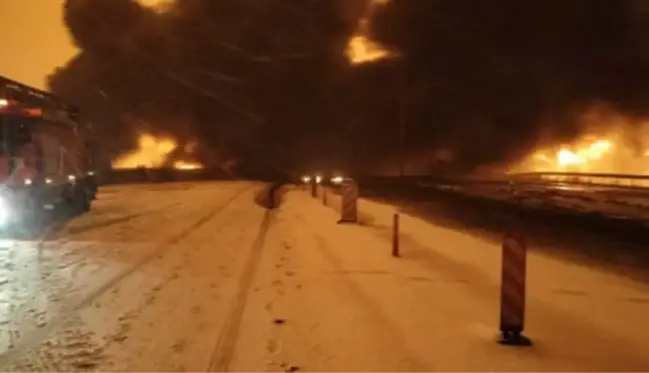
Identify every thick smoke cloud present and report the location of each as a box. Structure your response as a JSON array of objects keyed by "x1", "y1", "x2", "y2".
[
  {"x1": 368, "y1": 0, "x2": 649, "y2": 171},
  {"x1": 49, "y1": 0, "x2": 649, "y2": 174}
]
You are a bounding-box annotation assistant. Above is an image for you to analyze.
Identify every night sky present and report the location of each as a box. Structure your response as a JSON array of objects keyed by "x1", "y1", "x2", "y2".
[{"x1": 46, "y1": 0, "x2": 649, "y2": 175}]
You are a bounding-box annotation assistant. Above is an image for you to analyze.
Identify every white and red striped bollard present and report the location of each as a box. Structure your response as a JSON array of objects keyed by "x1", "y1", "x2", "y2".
[
  {"x1": 392, "y1": 213, "x2": 400, "y2": 257},
  {"x1": 310, "y1": 180, "x2": 317, "y2": 198},
  {"x1": 499, "y1": 232, "x2": 532, "y2": 346},
  {"x1": 338, "y1": 181, "x2": 358, "y2": 224}
]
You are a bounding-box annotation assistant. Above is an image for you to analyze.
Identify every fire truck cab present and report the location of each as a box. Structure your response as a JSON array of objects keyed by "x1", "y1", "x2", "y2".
[{"x1": 0, "y1": 75, "x2": 97, "y2": 228}]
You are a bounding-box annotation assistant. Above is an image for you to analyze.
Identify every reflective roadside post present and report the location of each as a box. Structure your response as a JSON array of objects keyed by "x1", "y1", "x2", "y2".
[
  {"x1": 338, "y1": 179, "x2": 358, "y2": 224},
  {"x1": 311, "y1": 177, "x2": 317, "y2": 198},
  {"x1": 499, "y1": 231, "x2": 531, "y2": 346},
  {"x1": 392, "y1": 213, "x2": 400, "y2": 257}
]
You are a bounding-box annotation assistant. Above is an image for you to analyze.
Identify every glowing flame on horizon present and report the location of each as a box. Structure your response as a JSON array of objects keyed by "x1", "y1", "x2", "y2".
[
  {"x1": 508, "y1": 104, "x2": 649, "y2": 175},
  {"x1": 555, "y1": 140, "x2": 613, "y2": 167},
  {"x1": 514, "y1": 135, "x2": 649, "y2": 175},
  {"x1": 112, "y1": 134, "x2": 176, "y2": 169},
  {"x1": 112, "y1": 133, "x2": 203, "y2": 171},
  {"x1": 173, "y1": 160, "x2": 203, "y2": 170},
  {"x1": 515, "y1": 138, "x2": 619, "y2": 173},
  {"x1": 135, "y1": 0, "x2": 174, "y2": 13}
]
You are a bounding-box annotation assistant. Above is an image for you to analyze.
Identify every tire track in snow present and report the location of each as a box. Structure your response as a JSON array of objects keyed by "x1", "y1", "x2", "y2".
[
  {"x1": 207, "y1": 208, "x2": 274, "y2": 372},
  {"x1": 6, "y1": 201, "x2": 190, "y2": 354},
  {"x1": 62, "y1": 201, "x2": 181, "y2": 236},
  {"x1": 0, "y1": 184, "x2": 256, "y2": 370},
  {"x1": 34, "y1": 200, "x2": 180, "y2": 251}
]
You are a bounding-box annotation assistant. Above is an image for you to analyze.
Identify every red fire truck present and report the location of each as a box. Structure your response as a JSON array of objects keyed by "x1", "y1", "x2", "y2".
[{"x1": 0, "y1": 75, "x2": 97, "y2": 227}]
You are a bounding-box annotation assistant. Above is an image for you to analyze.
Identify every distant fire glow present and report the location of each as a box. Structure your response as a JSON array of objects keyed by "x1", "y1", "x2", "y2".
[
  {"x1": 112, "y1": 133, "x2": 203, "y2": 170},
  {"x1": 345, "y1": 0, "x2": 395, "y2": 64},
  {"x1": 556, "y1": 140, "x2": 613, "y2": 167},
  {"x1": 512, "y1": 105, "x2": 649, "y2": 175},
  {"x1": 173, "y1": 160, "x2": 203, "y2": 170},
  {"x1": 135, "y1": 0, "x2": 174, "y2": 13}
]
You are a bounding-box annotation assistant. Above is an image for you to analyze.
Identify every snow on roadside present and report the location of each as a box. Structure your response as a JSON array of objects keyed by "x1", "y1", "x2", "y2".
[{"x1": 265, "y1": 189, "x2": 649, "y2": 371}]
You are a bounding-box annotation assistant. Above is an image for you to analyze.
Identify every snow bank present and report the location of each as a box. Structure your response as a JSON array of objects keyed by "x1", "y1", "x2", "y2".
[{"x1": 283, "y1": 187, "x2": 649, "y2": 371}]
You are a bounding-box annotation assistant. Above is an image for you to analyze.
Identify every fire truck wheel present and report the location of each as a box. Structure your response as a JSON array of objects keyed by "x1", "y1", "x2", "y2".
[
  {"x1": 75, "y1": 188, "x2": 91, "y2": 213},
  {"x1": 80, "y1": 192, "x2": 91, "y2": 212},
  {"x1": 63, "y1": 187, "x2": 91, "y2": 215}
]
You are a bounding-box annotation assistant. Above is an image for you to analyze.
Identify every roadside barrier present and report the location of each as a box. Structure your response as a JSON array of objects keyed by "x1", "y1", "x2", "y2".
[
  {"x1": 499, "y1": 232, "x2": 531, "y2": 346},
  {"x1": 338, "y1": 181, "x2": 358, "y2": 224},
  {"x1": 311, "y1": 180, "x2": 317, "y2": 198},
  {"x1": 392, "y1": 213, "x2": 400, "y2": 257}
]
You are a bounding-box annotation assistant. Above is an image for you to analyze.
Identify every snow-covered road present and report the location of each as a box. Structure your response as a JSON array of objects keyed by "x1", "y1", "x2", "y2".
[
  {"x1": 0, "y1": 181, "x2": 646, "y2": 371},
  {"x1": 0, "y1": 181, "x2": 269, "y2": 371}
]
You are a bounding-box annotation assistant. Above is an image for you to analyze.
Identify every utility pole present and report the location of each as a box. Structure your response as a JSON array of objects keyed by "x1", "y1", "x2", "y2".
[{"x1": 398, "y1": 58, "x2": 406, "y2": 178}]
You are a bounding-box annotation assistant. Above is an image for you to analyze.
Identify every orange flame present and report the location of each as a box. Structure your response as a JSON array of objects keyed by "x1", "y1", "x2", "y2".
[
  {"x1": 173, "y1": 160, "x2": 203, "y2": 170},
  {"x1": 345, "y1": 0, "x2": 395, "y2": 65},
  {"x1": 514, "y1": 138, "x2": 616, "y2": 173},
  {"x1": 112, "y1": 133, "x2": 203, "y2": 170},
  {"x1": 135, "y1": 0, "x2": 174, "y2": 13},
  {"x1": 509, "y1": 104, "x2": 649, "y2": 175},
  {"x1": 346, "y1": 35, "x2": 394, "y2": 64},
  {"x1": 112, "y1": 134, "x2": 177, "y2": 169}
]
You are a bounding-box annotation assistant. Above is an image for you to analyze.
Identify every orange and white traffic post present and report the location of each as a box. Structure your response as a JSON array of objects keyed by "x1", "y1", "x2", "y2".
[
  {"x1": 311, "y1": 179, "x2": 317, "y2": 198},
  {"x1": 392, "y1": 213, "x2": 400, "y2": 257},
  {"x1": 338, "y1": 181, "x2": 358, "y2": 224},
  {"x1": 499, "y1": 232, "x2": 532, "y2": 346}
]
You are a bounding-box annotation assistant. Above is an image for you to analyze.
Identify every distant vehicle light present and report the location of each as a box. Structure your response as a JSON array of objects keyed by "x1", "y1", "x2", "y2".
[
  {"x1": 24, "y1": 178, "x2": 32, "y2": 186},
  {"x1": 331, "y1": 176, "x2": 344, "y2": 184},
  {"x1": 0, "y1": 99, "x2": 7, "y2": 107},
  {"x1": 45, "y1": 178, "x2": 52, "y2": 184},
  {"x1": 301, "y1": 175, "x2": 311, "y2": 183},
  {"x1": 315, "y1": 175, "x2": 323, "y2": 184},
  {"x1": 87, "y1": 171, "x2": 95, "y2": 176},
  {"x1": 68, "y1": 175, "x2": 76, "y2": 182}
]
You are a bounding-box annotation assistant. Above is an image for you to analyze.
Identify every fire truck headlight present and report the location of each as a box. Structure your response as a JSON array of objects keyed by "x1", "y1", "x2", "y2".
[{"x1": 0, "y1": 198, "x2": 9, "y2": 226}]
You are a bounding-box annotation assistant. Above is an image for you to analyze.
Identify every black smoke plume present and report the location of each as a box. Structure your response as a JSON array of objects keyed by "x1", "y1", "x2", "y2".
[{"x1": 48, "y1": 0, "x2": 649, "y2": 175}]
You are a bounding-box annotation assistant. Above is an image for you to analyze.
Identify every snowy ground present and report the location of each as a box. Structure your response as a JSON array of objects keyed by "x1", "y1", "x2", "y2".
[
  {"x1": 293, "y1": 185, "x2": 649, "y2": 371},
  {"x1": 0, "y1": 181, "x2": 646, "y2": 371}
]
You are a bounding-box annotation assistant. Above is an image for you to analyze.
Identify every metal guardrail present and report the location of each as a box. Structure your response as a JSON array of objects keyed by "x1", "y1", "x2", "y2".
[
  {"x1": 510, "y1": 171, "x2": 649, "y2": 180},
  {"x1": 507, "y1": 172, "x2": 649, "y2": 190},
  {"x1": 100, "y1": 168, "x2": 233, "y2": 185},
  {"x1": 360, "y1": 172, "x2": 649, "y2": 194}
]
